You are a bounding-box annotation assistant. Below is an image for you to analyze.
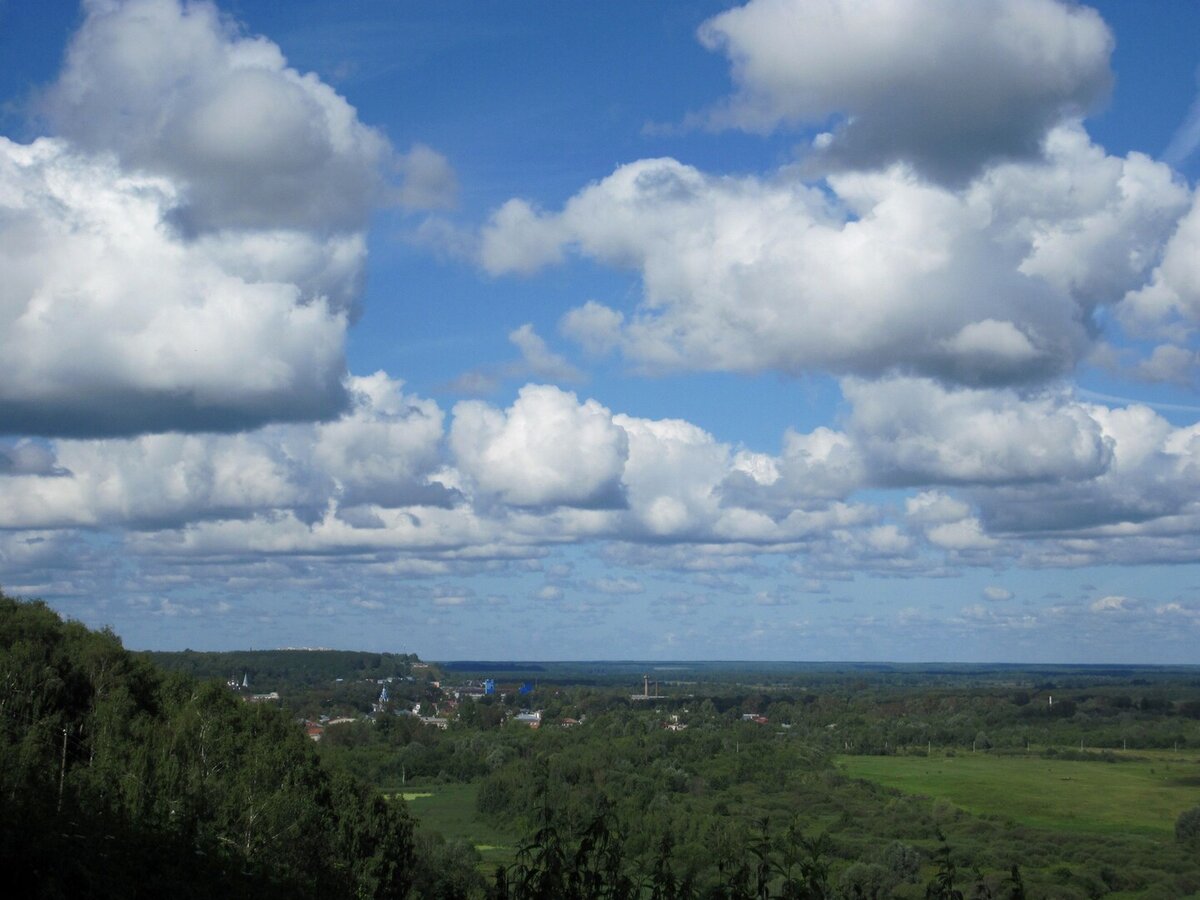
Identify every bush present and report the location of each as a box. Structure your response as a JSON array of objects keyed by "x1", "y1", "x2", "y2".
[
  {"x1": 1176, "y1": 805, "x2": 1200, "y2": 848},
  {"x1": 879, "y1": 840, "x2": 922, "y2": 883},
  {"x1": 837, "y1": 861, "x2": 890, "y2": 899}
]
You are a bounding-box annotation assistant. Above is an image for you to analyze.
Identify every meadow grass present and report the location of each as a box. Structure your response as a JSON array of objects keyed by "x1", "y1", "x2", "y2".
[
  {"x1": 398, "y1": 782, "x2": 518, "y2": 868},
  {"x1": 838, "y1": 752, "x2": 1200, "y2": 837}
]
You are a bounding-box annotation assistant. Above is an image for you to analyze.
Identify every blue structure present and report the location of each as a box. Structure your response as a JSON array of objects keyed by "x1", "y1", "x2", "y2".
[
  {"x1": 483, "y1": 678, "x2": 495, "y2": 695},
  {"x1": 518, "y1": 682, "x2": 533, "y2": 695}
]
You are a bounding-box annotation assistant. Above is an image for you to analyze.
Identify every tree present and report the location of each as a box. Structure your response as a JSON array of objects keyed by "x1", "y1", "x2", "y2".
[{"x1": 1176, "y1": 805, "x2": 1200, "y2": 848}]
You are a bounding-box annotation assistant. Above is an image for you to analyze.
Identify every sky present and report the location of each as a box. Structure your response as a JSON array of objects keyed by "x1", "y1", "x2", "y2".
[{"x1": 2, "y1": 0, "x2": 1200, "y2": 663}]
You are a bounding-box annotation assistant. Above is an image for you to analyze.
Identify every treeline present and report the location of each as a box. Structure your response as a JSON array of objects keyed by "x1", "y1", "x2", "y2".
[
  {"x1": 494, "y1": 802, "x2": 1023, "y2": 900},
  {"x1": 143, "y1": 647, "x2": 424, "y2": 689},
  {"x1": 635, "y1": 685, "x2": 1200, "y2": 756},
  {"x1": 0, "y1": 592, "x2": 414, "y2": 899}
]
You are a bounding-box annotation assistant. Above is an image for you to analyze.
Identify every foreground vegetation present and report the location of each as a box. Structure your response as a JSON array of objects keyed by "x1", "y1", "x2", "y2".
[
  {"x1": 0, "y1": 592, "x2": 414, "y2": 898},
  {"x1": 5, "y1": 590, "x2": 1200, "y2": 897}
]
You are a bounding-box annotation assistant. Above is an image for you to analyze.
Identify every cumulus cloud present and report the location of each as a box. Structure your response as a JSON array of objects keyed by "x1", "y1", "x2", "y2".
[
  {"x1": 0, "y1": 0, "x2": 468, "y2": 438},
  {"x1": 1133, "y1": 344, "x2": 1197, "y2": 387},
  {"x1": 0, "y1": 0, "x2": 468, "y2": 437},
  {"x1": 843, "y1": 377, "x2": 1113, "y2": 485},
  {"x1": 395, "y1": 143, "x2": 458, "y2": 211},
  {"x1": 560, "y1": 301, "x2": 624, "y2": 358},
  {"x1": 614, "y1": 414, "x2": 730, "y2": 539},
  {"x1": 450, "y1": 385, "x2": 628, "y2": 508},
  {"x1": 1120, "y1": 194, "x2": 1200, "y2": 339},
  {"x1": 983, "y1": 586, "x2": 1014, "y2": 602},
  {"x1": 695, "y1": 0, "x2": 1112, "y2": 183},
  {"x1": 0, "y1": 138, "x2": 351, "y2": 436},
  {"x1": 486, "y1": 129, "x2": 1187, "y2": 388},
  {"x1": 43, "y1": 0, "x2": 393, "y2": 233},
  {"x1": 721, "y1": 427, "x2": 866, "y2": 512},
  {"x1": 957, "y1": 404, "x2": 1200, "y2": 553},
  {"x1": 905, "y1": 491, "x2": 972, "y2": 525},
  {"x1": 997, "y1": 126, "x2": 1191, "y2": 310},
  {"x1": 0, "y1": 373, "x2": 445, "y2": 529}
]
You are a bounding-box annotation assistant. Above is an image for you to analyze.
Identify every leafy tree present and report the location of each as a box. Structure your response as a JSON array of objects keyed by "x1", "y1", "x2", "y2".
[
  {"x1": 1176, "y1": 805, "x2": 1200, "y2": 848},
  {"x1": 0, "y1": 591, "x2": 417, "y2": 899},
  {"x1": 925, "y1": 831, "x2": 964, "y2": 900}
]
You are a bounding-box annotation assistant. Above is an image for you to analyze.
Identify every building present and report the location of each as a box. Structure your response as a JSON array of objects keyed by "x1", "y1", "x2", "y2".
[{"x1": 513, "y1": 710, "x2": 542, "y2": 729}]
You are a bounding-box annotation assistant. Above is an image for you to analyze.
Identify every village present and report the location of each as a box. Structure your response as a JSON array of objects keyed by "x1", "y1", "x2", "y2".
[{"x1": 225, "y1": 668, "x2": 777, "y2": 742}]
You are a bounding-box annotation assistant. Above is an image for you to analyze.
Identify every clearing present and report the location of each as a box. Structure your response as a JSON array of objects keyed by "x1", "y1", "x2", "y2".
[
  {"x1": 398, "y1": 782, "x2": 518, "y2": 868},
  {"x1": 838, "y1": 751, "x2": 1200, "y2": 837}
]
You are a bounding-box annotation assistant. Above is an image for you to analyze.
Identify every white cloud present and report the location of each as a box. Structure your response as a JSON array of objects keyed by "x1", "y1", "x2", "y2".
[
  {"x1": 485, "y1": 130, "x2": 1188, "y2": 388},
  {"x1": 0, "y1": 137, "x2": 351, "y2": 436},
  {"x1": 479, "y1": 198, "x2": 566, "y2": 274},
  {"x1": 395, "y1": 143, "x2": 458, "y2": 211},
  {"x1": 0, "y1": 0, "x2": 466, "y2": 438},
  {"x1": 8, "y1": 370, "x2": 1196, "y2": 582},
  {"x1": 1133, "y1": 344, "x2": 1197, "y2": 387},
  {"x1": 844, "y1": 377, "x2": 1112, "y2": 485},
  {"x1": 450, "y1": 385, "x2": 628, "y2": 508},
  {"x1": 997, "y1": 126, "x2": 1190, "y2": 310},
  {"x1": 983, "y1": 586, "x2": 1014, "y2": 602},
  {"x1": 1090, "y1": 594, "x2": 1138, "y2": 613},
  {"x1": 560, "y1": 301, "x2": 624, "y2": 358},
  {"x1": 719, "y1": 427, "x2": 868, "y2": 522},
  {"x1": 535, "y1": 584, "x2": 564, "y2": 602},
  {"x1": 508, "y1": 324, "x2": 583, "y2": 383},
  {"x1": 615, "y1": 414, "x2": 728, "y2": 538},
  {"x1": 44, "y1": 0, "x2": 393, "y2": 233},
  {"x1": 969, "y1": 401, "x2": 1200, "y2": 538},
  {"x1": 1120, "y1": 194, "x2": 1200, "y2": 339},
  {"x1": 0, "y1": 373, "x2": 444, "y2": 529},
  {"x1": 905, "y1": 491, "x2": 972, "y2": 525},
  {"x1": 308, "y1": 372, "x2": 448, "y2": 508},
  {"x1": 926, "y1": 518, "x2": 998, "y2": 551},
  {"x1": 695, "y1": 0, "x2": 1112, "y2": 183},
  {"x1": 586, "y1": 577, "x2": 644, "y2": 596}
]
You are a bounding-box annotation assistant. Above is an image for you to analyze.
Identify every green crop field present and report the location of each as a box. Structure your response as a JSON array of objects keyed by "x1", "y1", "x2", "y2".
[
  {"x1": 398, "y1": 782, "x2": 518, "y2": 868},
  {"x1": 839, "y1": 752, "x2": 1200, "y2": 837}
]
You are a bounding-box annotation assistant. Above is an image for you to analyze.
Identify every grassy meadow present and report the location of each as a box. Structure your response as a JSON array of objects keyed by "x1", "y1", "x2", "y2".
[
  {"x1": 396, "y1": 782, "x2": 518, "y2": 868},
  {"x1": 839, "y1": 751, "x2": 1200, "y2": 838}
]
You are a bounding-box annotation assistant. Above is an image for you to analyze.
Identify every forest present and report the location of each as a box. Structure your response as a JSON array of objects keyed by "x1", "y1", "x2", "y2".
[
  {"x1": 4, "y1": 590, "x2": 1200, "y2": 898},
  {"x1": 0, "y1": 592, "x2": 414, "y2": 898}
]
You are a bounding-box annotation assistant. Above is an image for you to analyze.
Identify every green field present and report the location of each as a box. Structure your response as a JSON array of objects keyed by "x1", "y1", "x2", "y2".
[
  {"x1": 839, "y1": 752, "x2": 1200, "y2": 837},
  {"x1": 396, "y1": 782, "x2": 518, "y2": 868}
]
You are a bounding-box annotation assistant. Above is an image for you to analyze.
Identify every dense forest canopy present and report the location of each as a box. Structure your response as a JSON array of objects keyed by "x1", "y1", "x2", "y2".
[{"x1": 0, "y1": 591, "x2": 414, "y2": 899}]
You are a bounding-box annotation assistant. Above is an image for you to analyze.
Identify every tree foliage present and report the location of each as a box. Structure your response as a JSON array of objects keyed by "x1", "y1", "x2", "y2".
[{"x1": 0, "y1": 592, "x2": 414, "y2": 898}]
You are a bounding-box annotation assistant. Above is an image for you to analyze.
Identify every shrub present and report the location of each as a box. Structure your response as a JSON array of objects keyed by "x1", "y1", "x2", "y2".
[
  {"x1": 879, "y1": 840, "x2": 922, "y2": 883},
  {"x1": 1176, "y1": 805, "x2": 1200, "y2": 848}
]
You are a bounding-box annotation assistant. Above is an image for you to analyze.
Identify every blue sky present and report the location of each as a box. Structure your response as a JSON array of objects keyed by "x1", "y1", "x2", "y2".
[{"x1": 2, "y1": 0, "x2": 1200, "y2": 662}]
